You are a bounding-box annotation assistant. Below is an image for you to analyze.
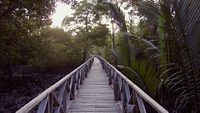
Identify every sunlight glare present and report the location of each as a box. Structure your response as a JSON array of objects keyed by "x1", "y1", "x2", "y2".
[{"x1": 51, "y1": 2, "x2": 74, "y2": 27}]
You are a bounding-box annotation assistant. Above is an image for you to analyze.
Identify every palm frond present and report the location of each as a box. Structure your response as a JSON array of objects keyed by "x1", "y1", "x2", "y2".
[
  {"x1": 157, "y1": 0, "x2": 200, "y2": 112},
  {"x1": 117, "y1": 59, "x2": 160, "y2": 97},
  {"x1": 142, "y1": 0, "x2": 200, "y2": 112},
  {"x1": 102, "y1": 2, "x2": 127, "y2": 32}
]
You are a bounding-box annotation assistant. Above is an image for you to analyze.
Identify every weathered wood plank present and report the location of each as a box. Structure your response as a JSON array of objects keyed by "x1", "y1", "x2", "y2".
[
  {"x1": 69, "y1": 108, "x2": 120, "y2": 112},
  {"x1": 68, "y1": 58, "x2": 121, "y2": 113}
]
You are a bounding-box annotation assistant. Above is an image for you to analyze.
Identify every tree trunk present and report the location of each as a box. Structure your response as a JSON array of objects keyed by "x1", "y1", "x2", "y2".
[
  {"x1": 111, "y1": 19, "x2": 117, "y2": 65},
  {"x1": 81, "y1": 49, "x2": 87, "y2": 64},
  {"x1": 127, "y1": 40, "x2": 131, "y2": 67}
]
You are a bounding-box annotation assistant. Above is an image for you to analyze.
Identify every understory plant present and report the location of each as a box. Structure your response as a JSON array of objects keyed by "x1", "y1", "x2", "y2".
[{"x1": 104, "y1": 0, "x2": 200, "y2": 112}]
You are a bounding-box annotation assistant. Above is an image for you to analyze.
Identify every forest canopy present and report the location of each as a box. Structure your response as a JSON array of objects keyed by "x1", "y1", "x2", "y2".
[{"x1": 0, "y1": 0, "x2": 200, "y2": 113}]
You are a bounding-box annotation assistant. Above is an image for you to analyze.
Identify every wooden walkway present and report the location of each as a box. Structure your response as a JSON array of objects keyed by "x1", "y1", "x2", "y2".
[
  {"x1": 68, "y1": 58, "x2": 121, "y2": 113},
  {"x1": 16, "y1": 56, "x2": 168, "y2": 113}
]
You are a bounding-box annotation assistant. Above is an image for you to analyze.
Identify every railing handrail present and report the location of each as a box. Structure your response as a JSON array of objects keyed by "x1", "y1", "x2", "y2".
[
  {"x1": 16, "y1": 57, "x2": 94, "y2": 113},
  {"x1": 98, "y1": 56, "x2": 168, "y2": 113}
]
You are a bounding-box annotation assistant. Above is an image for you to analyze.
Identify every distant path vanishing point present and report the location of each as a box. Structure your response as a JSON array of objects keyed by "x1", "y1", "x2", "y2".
[{"x1": 68, "y1": 58, "x2": 121, "y2": 113}]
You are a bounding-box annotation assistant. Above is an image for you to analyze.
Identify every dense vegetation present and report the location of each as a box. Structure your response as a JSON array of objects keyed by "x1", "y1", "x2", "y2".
[
  {"x1": 100, "y1": 0, "x2": 200, "y2": 113},
  {"x1": 0, "y1": 0, "x2": 199, "y2": 113}
]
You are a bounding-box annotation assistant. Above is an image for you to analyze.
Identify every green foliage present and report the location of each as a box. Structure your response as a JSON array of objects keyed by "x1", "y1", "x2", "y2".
[
  {"x1": 103, "y1": 2, "x2": 127, "y2": 32},
  {"x1": 0, "y1": 0, "x2": 70, "y2": 78},
  {"x1": 87, "y1": 25, "x2": 109, "y2": 47},
  {"x1": 134, "y1": 20, "x2": 149, "y2": 36},
  {"x1": 1, "y1": 0, "x2": 199, "y2": 112},
  {"x1": 104, "y1": 1, "x2": 200, "y2": 113},
  {"x1": 62, "y1": 0, "x2": 105, "y2": 32},
  {"x1": 118, "y1": 59, "x2": 160, "y2": 97},
  {"x1": 157, "y1": 0, "x2": 200, "y2": 112},
  {"x1": 62, "y1": 0, "x2": 110, "y2": 62},
  {"x1": 104, "y1": 2, "x2": 161, "y2": 99},
  {"x1": 118, "y1": 0, "x2": 200, "y2": 112},
  {"x1": 103, "y1": 2, "x2": 132, "y2": 67},
  {"x1": 111, "y1": 30, "x2": 161, "y2": 97},
  {"x1": 32, "y1": 27, "x2": 82, "y2": 73}
]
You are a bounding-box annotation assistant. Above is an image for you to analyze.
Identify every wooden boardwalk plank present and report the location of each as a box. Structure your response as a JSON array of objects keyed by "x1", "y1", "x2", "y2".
[{"x1": 68, "y1": 58, "x2": 121, "y2": 113}]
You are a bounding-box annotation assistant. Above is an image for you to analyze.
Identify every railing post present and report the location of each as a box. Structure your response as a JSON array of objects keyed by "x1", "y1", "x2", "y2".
[
  {"x1": 102, "y1": 61, "x2": 105, "y2": 69},
  {"x1": 96, "y1": 56, "x2": 169, "y2": 113},
  {"x1": 47, "y1": 93, "x2": 53, "y2": 113},
  {"x1": 89, "y1": 58, "x2": 93, "y2": 69},
  {"x1": 122, "y1": 81, "x2": 128, "y2": 113},
  {"x1": 80, "y1": 70, "x2": 84, "y2": 85},
  {"x1": 76, "y1": 72, "x2": 80, "y2": 90},
  {"x1": 135, "y1": 93, "x2": 147, "y2": 113},
  {"x1": 85, "y1": 65, "x2": 88, "y2": 78},
  {"x1": 108, "y1": 68, "x2": 112, "y2": 85},
  {"x1": 70, "y1": 76, "x2": 76, "y2": 100},
  {"x1": 16, "y1": 57, "x2": 94, "y2": 113},
  {"x1": 114, "y1": 75, "x2": 120, "y2": 101},
  {"x1": 37, "y1": 97, "x2": 48, "y2": 113},
  {"x1": 63, "y1": 81, "x2": 69, "y2": 112}
]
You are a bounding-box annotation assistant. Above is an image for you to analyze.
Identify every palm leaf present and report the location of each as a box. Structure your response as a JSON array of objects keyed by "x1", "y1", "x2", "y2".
[
  {"x1": 117, "y1": 59, "x2": 160, "y2": 97},
  {"x1": 158, "y1": 0, "x2": 200, "y2": 112},
  {"x1": 102, "y1": 2, "x2": 127, "y2": 32},
  {"x1": 141, "y1": 0, "x2": 200, "y2": 112}
]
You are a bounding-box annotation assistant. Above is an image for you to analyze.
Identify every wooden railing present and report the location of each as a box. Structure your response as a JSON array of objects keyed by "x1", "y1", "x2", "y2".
[
  {"x1": 98, "y1": 56, "x2": 168, "y2": 113},
  {"x1": 16, "y1": 57, "x2": 94, "y2": 113}
]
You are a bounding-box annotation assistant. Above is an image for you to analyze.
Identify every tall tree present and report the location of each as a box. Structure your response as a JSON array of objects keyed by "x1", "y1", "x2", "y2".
[
  {"x1": 0, "y1": 0, "x2": 67, "y2": 79},
  {"x1": 62, "y1": 0, "x2": 109, "y2": 63},
  {"x1": 118, "y1": 0, "x2": 200, "y2": 112},
  {"x1": 103, "y1": 2, "x2": 135, "y2": 67}
]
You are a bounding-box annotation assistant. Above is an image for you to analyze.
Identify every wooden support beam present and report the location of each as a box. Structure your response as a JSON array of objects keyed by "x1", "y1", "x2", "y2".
[
  {"x1": 16, "y1": 57, "x2": 94, "y2": 113},
  {"x1": 98, "y1": 56, "x2": 169, "y2": 113}
]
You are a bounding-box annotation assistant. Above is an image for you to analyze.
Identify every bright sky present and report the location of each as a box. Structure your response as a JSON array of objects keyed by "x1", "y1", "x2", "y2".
[
  {"x1": 51, "y1": 2, "x2": 139, "y2": 30},
  {"x1": 51, "y1": 2, "x2": 74, "y2": 27}
]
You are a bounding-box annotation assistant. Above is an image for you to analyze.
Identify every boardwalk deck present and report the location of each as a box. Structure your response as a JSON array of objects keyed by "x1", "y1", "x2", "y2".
[
  {"x1": 68, "y1": 58, "x2": 121, "y2": 113},
  {"x1": 16, "y1": 57, "x2": 168, "y2": 113}
]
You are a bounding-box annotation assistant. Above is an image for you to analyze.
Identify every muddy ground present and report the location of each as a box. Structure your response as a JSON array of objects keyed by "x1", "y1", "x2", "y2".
[{"x1": 0, "y1": 72, "x2": 73, "y2": 113}]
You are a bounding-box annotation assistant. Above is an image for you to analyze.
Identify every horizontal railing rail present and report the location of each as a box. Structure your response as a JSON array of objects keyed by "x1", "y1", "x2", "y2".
[
  {"x1": 16, "y1": 57, "x2": 94, "y2": 113},
  {"x1": 97, "y1": 56, "x2": 168, "y2": 113}
]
